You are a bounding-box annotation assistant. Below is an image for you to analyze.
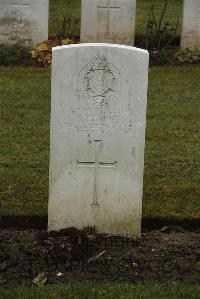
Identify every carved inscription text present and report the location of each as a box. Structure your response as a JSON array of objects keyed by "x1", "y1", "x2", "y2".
[{"x1": 64, "y1": 55, "x2": 135, "y2": 136}]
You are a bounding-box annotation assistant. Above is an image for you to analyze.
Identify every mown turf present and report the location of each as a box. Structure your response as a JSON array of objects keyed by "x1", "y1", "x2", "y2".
[
  {"x1": 144, "y1": 65, "x2": 200, "y2": 219},
  {"x1": 0, "y1": 67, "x2": 50, "y2": 216},
  {"x1": 0, "y1": 66, "x2": 199, "y2": 219},
  {"x1": 0, "y1": 283, "x2": 200, "y2": 299},
  {"x1": 49, "y1": 0, "x2": 183, "y2": 37}
]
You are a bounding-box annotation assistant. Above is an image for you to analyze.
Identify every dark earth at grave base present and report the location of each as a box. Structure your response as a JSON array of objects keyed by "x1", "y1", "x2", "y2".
[{"x1": 0, "y1": 226, "x2": 199, "y2": 285}]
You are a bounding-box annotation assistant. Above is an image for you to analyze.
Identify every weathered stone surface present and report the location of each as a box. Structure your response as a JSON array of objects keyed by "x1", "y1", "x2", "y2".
[
  {"x1": 0, "y1": 0, "x2": 49, "y2": 47},
  {"x1": 81, "y1": 0, "x2": 136, "y2": 45},
  {"x1": 48, "y1": 44, "x2": 149, "y2": 238},
  {"x1": 181, "y1": 0, "x2": 200, "y2": 50}
]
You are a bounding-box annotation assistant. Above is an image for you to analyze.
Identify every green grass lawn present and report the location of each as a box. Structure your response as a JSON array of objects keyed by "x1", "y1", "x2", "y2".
[
  {"x1": 0, "y1": 65, "x2": 199, "y2": 219},
  {"x1": 49, "y1": 0, "x2": 183, "y2": 38},
  {"x1": 0, "y1": 283, "x2": 200, "y2": 299}
]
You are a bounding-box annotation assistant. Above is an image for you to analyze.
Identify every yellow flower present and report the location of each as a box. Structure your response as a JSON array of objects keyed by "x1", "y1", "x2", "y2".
[
  {"x1": 61, "y1": 38, "x2": 72, "y2": 45},
  {"x1": 44, "y1": 53, "x2": 52, "y2": 64},
  {"x1": 31, "y1": 50, "x2": 38, "y2": 59},
  {"x1": 36, "y1": 42, "x2": 50, "y2": 51}
]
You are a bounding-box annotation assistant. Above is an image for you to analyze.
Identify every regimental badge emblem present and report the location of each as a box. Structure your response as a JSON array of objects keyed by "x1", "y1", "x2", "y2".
[{"x1": 79, "y1": 55, "x2": 120, "y2": 106}]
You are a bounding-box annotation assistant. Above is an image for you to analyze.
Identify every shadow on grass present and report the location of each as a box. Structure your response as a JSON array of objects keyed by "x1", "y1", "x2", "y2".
[{"x1": 1, "y1": 215, "x2": 200, "y2": 231}]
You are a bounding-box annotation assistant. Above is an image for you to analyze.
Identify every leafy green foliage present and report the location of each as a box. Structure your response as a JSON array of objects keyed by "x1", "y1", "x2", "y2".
[
  {"x1": 0, "y1": 43, "x2": 32, "y2": 66},
  {"x1": 50, "y1": 15, "x2": 80, "y2": 39},
  {"x1": 175, "y1": 49, "x2": 200, "y2": 64},
  {"x1": 136, "y1": 0, "x2": 183, "y2": 37},
  {"x1": 146, "y1": 0, "x2": 179, "y2": 50}
]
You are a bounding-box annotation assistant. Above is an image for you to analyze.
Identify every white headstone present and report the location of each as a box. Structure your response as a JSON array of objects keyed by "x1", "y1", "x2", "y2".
[
  {"x1": 81, "y1": 0, "x2": 136, "y2": 45},
  {"x1": 48, "y1": 44, "x2": 149, "y2": 238},
  {"x1": 181, "y1": 0, "x2": 200, "y2": 50},
  {"x1": 0, "y1": 0, "x2": 49, "y2": 47}
]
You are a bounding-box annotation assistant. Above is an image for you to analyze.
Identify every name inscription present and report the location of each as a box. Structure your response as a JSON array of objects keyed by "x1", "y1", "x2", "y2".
[
  {"x1": 64, "y1": 55, "x2": 135, "y2": 136},
  {"x1": 64, "y1": 106, "x2": 135, "y2": 135}
]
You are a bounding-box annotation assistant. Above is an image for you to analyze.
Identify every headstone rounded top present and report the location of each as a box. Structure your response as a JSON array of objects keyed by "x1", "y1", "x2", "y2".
[{"x1": 52, "y1": 43, "x2": 149, "y2": 56}]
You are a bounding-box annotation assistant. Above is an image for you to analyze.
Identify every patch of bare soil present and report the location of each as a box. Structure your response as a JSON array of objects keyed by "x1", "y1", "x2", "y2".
[{"x1": 0, "y1": 226, "x2": 199, "y2": 285}]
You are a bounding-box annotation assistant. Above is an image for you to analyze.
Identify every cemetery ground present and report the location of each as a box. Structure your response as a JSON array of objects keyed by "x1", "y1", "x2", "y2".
[{"x1": 0, "y1": 65, "x2": 200, "y2": 293}]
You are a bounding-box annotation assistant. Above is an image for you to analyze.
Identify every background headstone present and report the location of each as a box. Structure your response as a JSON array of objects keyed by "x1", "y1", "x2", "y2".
[
  {"x1": 0, "y1": 0, "x2": 49, "y2": 47},
  {"x1": 48, "y1": 44, "x2": 149, "y2": 238},
  {"x1": 181, "y1": 0, "x2": 200, "y2": 50},
  {"x1": 81, "y1": 0, "x2": 136, "y2": 45}
]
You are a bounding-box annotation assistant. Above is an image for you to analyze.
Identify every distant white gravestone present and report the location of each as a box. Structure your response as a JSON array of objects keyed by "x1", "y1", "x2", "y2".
[
  {"x1": 48, "y1": 44, "x2": 149, "y2": 238},
  {"x1": 0, "y1": 0, "x2": 49, "y2": 47},
  {"x1": 181, "y1": 0, "x2": 200, "y2": 49},
  {"x1": 81, "y1": 0, "x2": 136, "y2": 45}
]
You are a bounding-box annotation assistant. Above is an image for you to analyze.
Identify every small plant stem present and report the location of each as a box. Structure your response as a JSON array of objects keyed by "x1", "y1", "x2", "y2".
[{"x1": 157, "y1": 0, "x2": 168, "y2": 36}]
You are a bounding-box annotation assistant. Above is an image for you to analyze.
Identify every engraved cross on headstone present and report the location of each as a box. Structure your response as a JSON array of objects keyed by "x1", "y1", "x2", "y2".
[
  {"x1": 76, "y1": 140, "x2": 117, "y2": 206},
  {"x1": 97, "y1": 0, "x2": 121, "y2": 35}
]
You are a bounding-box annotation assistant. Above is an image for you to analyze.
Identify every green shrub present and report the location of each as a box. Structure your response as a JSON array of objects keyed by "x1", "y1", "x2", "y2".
[
  {"x1": 50, "y1": 15, "x2": 80, "y2": 39},
  {"x1": 0, "y1": 43, "x2": 33, "y2": 66},
  {"x1": 174, "y1": 49, "x2": 200, "y2": 64},
  {"x1": 146, "y1": 0, "x2": 179, "y2": 50}
]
